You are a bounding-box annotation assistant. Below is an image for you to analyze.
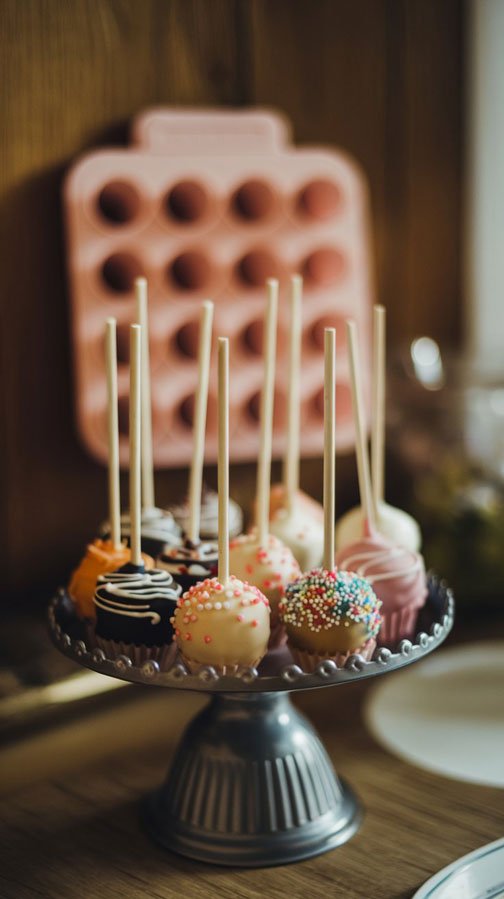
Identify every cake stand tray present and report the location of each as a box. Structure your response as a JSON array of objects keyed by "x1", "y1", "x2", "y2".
[{"x1": 48, "y1": 576, "x2": 454, "y2": 868}]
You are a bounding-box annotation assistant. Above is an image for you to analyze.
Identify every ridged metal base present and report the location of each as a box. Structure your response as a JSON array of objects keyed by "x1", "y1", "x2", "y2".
[{"x1": 144, "y1": 692, "x2": 362, "y2": 867}]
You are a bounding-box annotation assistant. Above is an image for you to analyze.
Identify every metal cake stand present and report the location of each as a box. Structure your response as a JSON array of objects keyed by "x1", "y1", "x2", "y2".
[{"x1": 48, "y1": 576, "x2": 454, "y2": 868}]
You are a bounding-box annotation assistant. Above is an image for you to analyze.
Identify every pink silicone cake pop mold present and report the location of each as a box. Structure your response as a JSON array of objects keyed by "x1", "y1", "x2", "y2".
[{"x1": 64, "y1": 110, "x2": 373, "y2": 467}]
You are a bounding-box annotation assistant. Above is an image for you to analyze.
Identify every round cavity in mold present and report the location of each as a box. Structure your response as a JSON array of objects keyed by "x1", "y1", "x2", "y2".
[
  {"x1": 116, "y1": 322, "x2": 131, "y2": 364},
  {"x1": 308, "y1": 315, "x2": 347, "y2": 353},
  {"x1": 118, "y1": 395, "x2": 129, "y2": 435},
  {"x1": 173, "y1": 321, "x2": 199, "y2": 359},
  {"x1": 313, "y1": 383, "x2": 352, "y2": 424},
  {"x1": 297, "y1": 179, "x2": 342, "y2": 221},
  {"x1": 165, "y1": 180, "x2": 209, "y2": 224},
  {"x1": 101, "y1": 253, "x2": 145, "y2": 294},
  {"x1": 177, "y1": 392, "x2": 218, "y2": 432},
  {"x1": 302, "y1": 247, "x2": 346, "y2": 288},
  {"x1": 242, "y1": 319, "x2": 264, "y2": 356},
  {"x1": 231, "y1": 179, "x2": 277, "y2": 222},
  {"x1": 236, "y1": 249, "x2": 281, "y2": 289},
  {"x1": 241, "y1": 318, "x2": 285, "y2": 358},
  {"x1": 245, "y1": 388, "x2": 286, "y2": 429},
  {"x1": 96, "y1": 180, "x2": 141, "y2": 225},
  {"x1": 169, "y1": 251, "x2": 213, "y2": 291}
]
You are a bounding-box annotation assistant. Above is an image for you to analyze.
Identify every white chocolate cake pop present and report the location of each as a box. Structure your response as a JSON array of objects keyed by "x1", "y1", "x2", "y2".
[
  {"x1": 173, "y1": 575, "x2": 270, "y2": 673},
  {"x1": 335, "y1": 501, "x2": 421, "y2": 553}
]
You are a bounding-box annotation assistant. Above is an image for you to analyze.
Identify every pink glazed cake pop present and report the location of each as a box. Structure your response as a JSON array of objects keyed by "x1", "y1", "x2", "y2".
[{"x1": 335, "y1": 525, "x2": 427, "y2": 644}]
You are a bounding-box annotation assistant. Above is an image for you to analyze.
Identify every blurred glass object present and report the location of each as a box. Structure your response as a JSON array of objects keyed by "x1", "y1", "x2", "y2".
[{"x1": 389, "y1": 344, "x2": 504, "y2": 607}]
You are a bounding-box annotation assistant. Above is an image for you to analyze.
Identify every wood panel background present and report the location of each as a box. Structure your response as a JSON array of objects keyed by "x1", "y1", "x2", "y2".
[{"x1": 0, "y1": 0, "x2": 464, "y2": 598}]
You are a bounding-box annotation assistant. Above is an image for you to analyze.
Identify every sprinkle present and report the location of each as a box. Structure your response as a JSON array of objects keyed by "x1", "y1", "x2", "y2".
[
  {"x1": 204, "y1": 635, "x2": 212, "y2": 644},
  {"x1": 245, "y1": 564, "x2": 253, "y2": 574},
  {"x1": 236, "y1": 614, "x2": 244, "y2": 622},
  {"x1": 190, "y1": 614, "x2": 198, "y2": 622},
  {"x1": 223, "y1": 601, "x2": 231, "y2": 609},
  {"x1": 197, "y1": 603, "x2": 204, "y2": 611},
  {"x1": 251, "y1": 620, "x2": 258, "y2": 627},
  {"x1": 214, "y1": 602, "x2": 222, "y2": 610},
  {"x1": 184, "y1": 633, "x2": 192, "y2": 641}
]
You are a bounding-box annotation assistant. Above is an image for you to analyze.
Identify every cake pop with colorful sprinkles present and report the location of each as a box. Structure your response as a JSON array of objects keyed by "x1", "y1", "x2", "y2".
[{"x1": 280, "y1": 567, "x2": 381, "y2": 670}]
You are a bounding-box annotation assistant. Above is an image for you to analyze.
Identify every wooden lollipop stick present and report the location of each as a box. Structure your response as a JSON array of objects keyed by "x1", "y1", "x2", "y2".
[
  {"x1": 129, "y1": 324, "x2": 142, "y2": 566},
  {"x1": 323, "y1": 328, "x2": 336, "y2": 571},
  {"x1": 371, "y1": 305, "x2": 386, "y2": 509},
  {"x1": 218, "y1": 337, "x2": 229, "y2": 585},
  {"x1": 347, "y1": 320, "x2": 376, "y2": 529},
  {"x1": 105, "y1": 318, "x2": 121, "y2": 550},
  {"x1": 135, "y1": 277, "x2": 155, "y2": 511},
  {"x1": 188, "y1": 300, "x2": 214, "y2": 544},
  {"x1": 256, "y1": 278, "x2": 279, "y2": 546},
  {"x1": 283, "y1": 274, "x2": 302, "y2": 516}
]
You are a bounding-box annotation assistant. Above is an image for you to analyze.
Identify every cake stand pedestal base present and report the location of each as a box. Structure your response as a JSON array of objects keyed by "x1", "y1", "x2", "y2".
[{"x1": 144, "y1": 691, "x2": 361, "y2": 867}]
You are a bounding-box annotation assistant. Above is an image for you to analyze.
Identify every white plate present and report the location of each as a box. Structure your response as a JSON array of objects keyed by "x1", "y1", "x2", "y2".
[
  {"x1": 413, "y1": 838, "x2": 504, "y2": 898},
  {"x1": 365, "y1": 641, "x2": 504, "y2": 787}
]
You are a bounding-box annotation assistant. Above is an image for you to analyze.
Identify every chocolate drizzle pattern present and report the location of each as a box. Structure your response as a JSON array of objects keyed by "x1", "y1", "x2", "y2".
[
  {"x1": 94, "y1": 568, "x2": 181, "y2": 646},
  {"x1": 157, "y1": 540, "x2": 218, "y2": 592}
]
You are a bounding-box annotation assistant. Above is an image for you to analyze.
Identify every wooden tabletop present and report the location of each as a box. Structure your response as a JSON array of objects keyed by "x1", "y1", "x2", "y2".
[{"x1": 0, "y1": 666, "x2": 503, "y2": 899}]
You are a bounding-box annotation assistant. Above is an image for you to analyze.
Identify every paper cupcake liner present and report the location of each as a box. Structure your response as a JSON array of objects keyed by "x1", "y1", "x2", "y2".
[
  {"x1": 95, "y1": 637, "x2": 177, "y2": 671},
  {"x1": 180, "y1": 654, "x2": 263, "y2": 676},
  {"x1": 268, "y1": 619, "x2": 287, "y2": 650},
  {"x1": 289, "y1": 638, "x2": 376, "y2": 672},
  {"x1": 377, "y1": 604, "x2": 421, "y2": 646}
]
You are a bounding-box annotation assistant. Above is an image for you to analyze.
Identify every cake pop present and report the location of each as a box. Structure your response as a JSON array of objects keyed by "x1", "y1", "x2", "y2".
[
  {"x1": 174, "y1": 338, "x2": 270, "y2": 673},
  {"x1": 157, "y1": 540, "x2": 218, "y2": 593},
  {"x1": 280, "y1": 568, "x2": 381, "y2": 671},
  {"x1": 335, "y1": 306, "x2": 421, "y2": 552},
  {"x1": 335, "y1": 320, "x2": 427, "y2": 644},
  {"x1": 335, "y1": 527, "x2": 426, "y2": 644},
  {"x1": 94, "y1": 565, "x2": 181, "y2": 667},
  {"x1": 228, "y1": 280, "x2": 300, "y2": 642}
]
